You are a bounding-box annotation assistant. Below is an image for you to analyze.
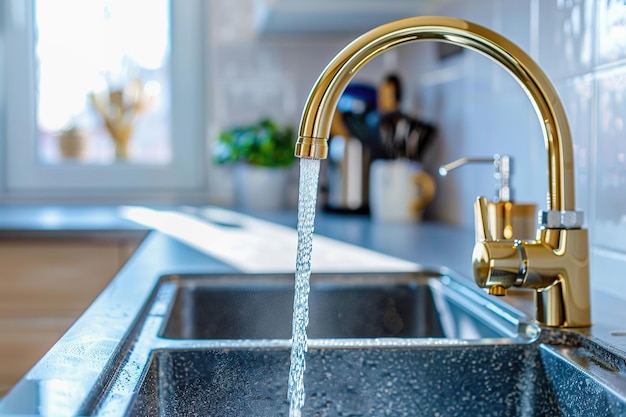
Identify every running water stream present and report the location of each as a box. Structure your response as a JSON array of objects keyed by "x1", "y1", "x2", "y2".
[{"x1": 288, "y1": 158, "x2": 321, "y2": 417}]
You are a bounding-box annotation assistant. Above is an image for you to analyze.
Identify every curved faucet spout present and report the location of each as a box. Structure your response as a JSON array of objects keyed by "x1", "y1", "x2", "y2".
[
  {"x1": 294, "y1": 16, "x2": 574, "y2": 212},
  {"x1": 296, "y1": 16, "x2": 591, "y2": 328}
]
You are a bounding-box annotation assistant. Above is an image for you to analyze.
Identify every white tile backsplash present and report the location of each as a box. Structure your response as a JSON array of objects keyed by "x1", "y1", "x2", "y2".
[
  {"x1": 416, "y1": 0, "x2": 626, "y2": 299},
  {"x1": 596, "y1": 0, "x2": 626, "y2": 66},
  {"x1": 537, "y1": 0, "x2": 595, "y2": 81},
  {"x1": 593, "y1": 67, "x2": 626, "y2": 252},
  {"x1": 492, "y1": 0, "x2": 532, "y2": 54},
  {"x1": 555, "y1": 75, "x2": 594, "y2": 220},
  {"x1": 591, "y1": 247, "x2": 626, "y2": 298}
]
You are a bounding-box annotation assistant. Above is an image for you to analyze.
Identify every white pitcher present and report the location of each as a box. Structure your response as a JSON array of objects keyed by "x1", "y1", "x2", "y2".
[{"x1": 369, "y1": 159, "x2": 435, "y2": 223}]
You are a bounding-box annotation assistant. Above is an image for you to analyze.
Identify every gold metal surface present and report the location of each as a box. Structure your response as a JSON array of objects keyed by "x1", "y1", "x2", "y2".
[
  {"x1": 487, "y1": 201, "x2": 537, "y2": 240},
  {"x1": 474, "y1": 195, "x2": 590, "y2": 327},
  {"x1": 474, "y1": 196, "x2": 491, "y2": 243},
  {"x1": 488, "y1": 285, "x2": 508, "y2": 296},
  {"x1": 294, "y1": 137, "x2": 328, "y2": 160},
  {"x1": 472, "y1": 240, "x2": 525, "y2": 288},
  {"x1": 296, "y1": 16, "x2": 590, "y2": 328},
  {"x1": 525, "y1": 229, "x2": 591, "y2": 327},
  {"x1": 295, "y1": 16, "x2": 574, "y2": 211}
]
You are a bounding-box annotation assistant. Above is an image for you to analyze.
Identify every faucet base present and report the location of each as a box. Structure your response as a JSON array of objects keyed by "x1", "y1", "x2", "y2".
[{"x1": 531, "y1": 228, "x2": 592, "y2": 328}]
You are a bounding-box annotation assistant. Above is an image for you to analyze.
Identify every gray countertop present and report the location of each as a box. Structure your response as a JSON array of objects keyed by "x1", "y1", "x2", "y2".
[
  {"x1": 0, "y1": 205, "x2": 625, "y2": 415},
  {"x1": 0, "y1": 205, "x2": 149, "y2": 240}
]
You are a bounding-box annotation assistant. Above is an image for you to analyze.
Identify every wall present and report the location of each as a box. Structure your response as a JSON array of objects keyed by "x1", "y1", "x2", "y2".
[
  {"x1": 402, "y1": 0, "x2": 626, "y2": 300},
  {"x1": 205, "y1": 0, "x2": 405, "y2": 206}
]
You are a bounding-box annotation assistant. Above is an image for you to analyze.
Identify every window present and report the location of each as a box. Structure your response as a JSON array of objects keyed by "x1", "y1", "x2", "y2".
[
  {"x1": 36, "y1": 0, "x2": 171, "y2": 165},
  {"x1": 2, "y1": 0, "x2": 206, "y2": 196}
]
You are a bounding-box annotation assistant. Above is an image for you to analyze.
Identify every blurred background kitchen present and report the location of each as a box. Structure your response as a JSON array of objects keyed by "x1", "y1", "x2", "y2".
[{"x1": 1, "y1": 0, "x2": 626, "y2": 294}]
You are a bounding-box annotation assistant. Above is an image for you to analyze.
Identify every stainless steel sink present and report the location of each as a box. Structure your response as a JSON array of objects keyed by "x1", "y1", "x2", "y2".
[
  {"x1": 159, "y1": 271, "x2": 520, "y2": 340},
  {"x1": 84, "y1": 271, "x2": 626, "y2": 417},
  {"x1": 128, "y1": 344, "x2": 553, "y2": 416},
  {"x1": 126, "y1": 342, "x2": 626, "y2": 417}
]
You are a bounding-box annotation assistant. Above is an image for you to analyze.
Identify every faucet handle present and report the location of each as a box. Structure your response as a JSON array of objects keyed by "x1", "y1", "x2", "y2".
[
  {"x1": 473, "y1": 196, "x2": 527, "y2": 296},
  {"x1": 474, "y1": 196, "x2": 491, "y2": 242}
]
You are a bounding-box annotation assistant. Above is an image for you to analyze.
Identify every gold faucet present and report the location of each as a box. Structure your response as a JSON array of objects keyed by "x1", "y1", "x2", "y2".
[{"x1": 294, "y1": 16, "x2": 591, "y2": 328}]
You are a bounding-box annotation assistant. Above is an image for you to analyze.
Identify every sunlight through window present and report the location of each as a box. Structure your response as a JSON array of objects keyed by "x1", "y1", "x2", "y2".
[{"x1": 35, "y1": 0, "x2": 171, "y2": 165}]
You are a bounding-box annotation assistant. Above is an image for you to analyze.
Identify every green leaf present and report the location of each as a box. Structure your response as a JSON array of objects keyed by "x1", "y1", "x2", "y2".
[{"x1": 213, "y1": 119, "x2": 296, "y2": 167}]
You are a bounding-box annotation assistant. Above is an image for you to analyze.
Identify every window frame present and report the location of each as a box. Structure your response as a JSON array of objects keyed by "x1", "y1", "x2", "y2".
[{"x1": 1, "y1": 0, "x2": 208, "y2": 202}]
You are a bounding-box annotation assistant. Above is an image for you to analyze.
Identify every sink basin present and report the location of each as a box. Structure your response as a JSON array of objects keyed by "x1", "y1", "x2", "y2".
[
  {"x1": 81, "y1": 271, "x2": 626, "y2": 417},
  {"x1": 128, "y1": 345, "x2": 553, "y2": 416},
  {"x1": 127, "y1": 342, "x2": 626, "y2": 417},
  {"x1": 159, "y1": 272, "x2": 520, "y2": 340}
]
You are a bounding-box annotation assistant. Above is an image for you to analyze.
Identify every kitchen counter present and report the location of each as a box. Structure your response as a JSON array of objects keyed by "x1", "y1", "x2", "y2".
[
  {"x1": 0, "y1": 205, "x2": 625, "y2": 415},
  {"x1": 0, "y1": 205, "x2": 149, "y2": 241}
]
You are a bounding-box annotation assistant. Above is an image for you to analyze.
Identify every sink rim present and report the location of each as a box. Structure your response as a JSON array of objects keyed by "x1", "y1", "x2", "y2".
[{"x1": 155, "y1": 269, "x2": 533, "y2": 342}]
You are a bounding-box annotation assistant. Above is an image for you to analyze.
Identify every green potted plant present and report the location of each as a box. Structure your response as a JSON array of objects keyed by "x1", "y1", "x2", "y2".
[
  {"x1": 214, "y1": 118, "x2": 296, "y2": 210},
  {"x1": 214, "y1": 118, "x2": 295, "y2": 167}
]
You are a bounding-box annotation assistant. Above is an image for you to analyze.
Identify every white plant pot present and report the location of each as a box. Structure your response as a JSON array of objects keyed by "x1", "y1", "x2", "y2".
[{"x1": 234, "y1": 164, "x2": 292, "y2": 211}]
